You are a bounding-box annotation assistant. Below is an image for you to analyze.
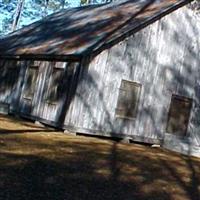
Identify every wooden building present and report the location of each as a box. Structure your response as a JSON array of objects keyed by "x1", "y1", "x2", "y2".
[{"x1": 0, "y1": 0, "x2": 200, "y2": 157}]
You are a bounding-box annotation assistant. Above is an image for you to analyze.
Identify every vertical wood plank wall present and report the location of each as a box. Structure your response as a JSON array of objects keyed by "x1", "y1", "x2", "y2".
[
  {"x1": 0, "y1": 59, "x2": 79, "y2": 127},
  {"x1": 68, "y1": 7, "x2": 200, "y2": 145},
  {"x1": 18, "y1": 60, "x2": 79, "y2": 124}
]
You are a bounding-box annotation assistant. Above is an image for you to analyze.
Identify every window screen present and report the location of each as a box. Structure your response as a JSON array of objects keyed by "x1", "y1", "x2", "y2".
[
  {"x1": 166, "y1": 95, "x2": 192, "y2": 136},
  {"x1": 116, "y1": 80, "x2": 141, "y2": 119},
  {"x1": 46, "y1": 68, "x2": 64, "y2": 103},
  {"x1": 23, "y1": 67, "x2": 38, "y2": 99}
]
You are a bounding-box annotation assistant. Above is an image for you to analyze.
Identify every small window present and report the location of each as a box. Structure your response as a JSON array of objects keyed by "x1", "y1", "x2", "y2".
[
  {"x1": 166, "y1": 94, "x2": 192, "y2": 137},
  {"x1": 0, "y1": 61, "x2": 19, "y2": 93},
  {"x1": 23, "y1": 66, "x2": 38, "y2": 99},
  {"x1": 115, "y1": 80, "x2": 141, "y2": 120},
  {"x1": 46, "y1": 68, "x2": 64, "y2": 103}
]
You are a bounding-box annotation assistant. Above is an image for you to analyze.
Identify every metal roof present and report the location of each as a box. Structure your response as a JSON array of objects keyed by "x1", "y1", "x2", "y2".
[{"x1": 0, "y1": 0, "x2": 192, "y2": 61}]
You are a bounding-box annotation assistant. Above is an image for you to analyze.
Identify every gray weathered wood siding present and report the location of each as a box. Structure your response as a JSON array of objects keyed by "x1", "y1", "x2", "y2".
[
  {"x1": 66, "y1": 6, "x2": 200, "y2": 145},
  {"x1": 18, "y1": 60, "x2": 80, "y2": 125},
  {"x1": 0, "y1": 59, "x2": 79, "y2": 126}
]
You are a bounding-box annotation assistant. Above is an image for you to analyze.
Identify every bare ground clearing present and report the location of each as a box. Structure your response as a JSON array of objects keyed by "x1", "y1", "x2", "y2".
[{"x1": 0, "y1": 114, "x2": 200, "y2": 200}]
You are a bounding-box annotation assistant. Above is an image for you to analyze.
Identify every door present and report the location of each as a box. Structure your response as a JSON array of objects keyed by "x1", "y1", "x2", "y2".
[
  {"x1": 18, "y1": 61, "x2": 78, "y2": 126},
  {"x1": 41, "y1": 62, "x2": 76, "y2": 124},
  {"x1": 19, "y1": 64, "x2": 39, "y2": 116}
]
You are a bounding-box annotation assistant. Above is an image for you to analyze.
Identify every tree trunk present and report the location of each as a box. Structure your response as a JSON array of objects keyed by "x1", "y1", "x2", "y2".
[
  {"x1": 43, "y1": 0, "x2": 49, "y2": 17},
  {"x1": 61, "y1": 0, "x2": 65, "y2": 9},
  {"x1": 12, "y1": 0, "x2": 25, "y2": 32}
]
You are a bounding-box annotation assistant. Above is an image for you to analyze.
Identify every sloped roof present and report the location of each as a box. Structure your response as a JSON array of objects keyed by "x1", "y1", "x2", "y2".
[{"x1": 0, "y1": 0, "x2": 192, "y2": 61}]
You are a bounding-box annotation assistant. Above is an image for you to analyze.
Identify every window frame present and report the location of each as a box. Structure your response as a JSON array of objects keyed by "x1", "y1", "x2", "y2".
[
  {"x1": 0, "y1": 61, "x2": 19, "y2": 94},
  {"x1": 115, "y1": 79, "x2": 141, "y2": 120},
  {"x1": 45, "y1": 67, "x2": 64, "y2": 105},
  {"x1": 166, "y1": 94, "x2": 193, "y2": 137},
  {"x1": 23, "y1": 66, "x2": 39, "y2": 100}
]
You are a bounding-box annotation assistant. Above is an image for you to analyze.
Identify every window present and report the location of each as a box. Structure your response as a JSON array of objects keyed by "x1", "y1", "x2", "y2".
[
  {"x1": 0, "y1": 61, "x2": 19, "y2": 93},
  {"x1": 166, "y1": 94, "x2": 192, "y2": 137},
  {"x1": 115, "y1": 80, "x2": 141, "y2": 119},
  {"x1": 23, "y1": 66, "x2": 38, "y2": 99},
  {"x1": 46, "y1": 68, "x2": 64, "y2": 103}
]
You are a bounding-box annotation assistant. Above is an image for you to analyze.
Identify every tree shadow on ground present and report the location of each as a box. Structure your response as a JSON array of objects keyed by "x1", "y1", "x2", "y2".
[
  {"x1": 0, "y1": 117, "x2": 200, "y2": 200},
  {"x1": 0, "y1": 149, "x2": 172, "y2": 200}
]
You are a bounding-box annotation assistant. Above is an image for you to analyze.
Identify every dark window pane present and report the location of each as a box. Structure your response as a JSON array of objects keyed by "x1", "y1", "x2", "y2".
[
  {"x1": 0, "y1": 61, "x2": 19, "y2": 94},
  {"x1": 46, "y1": 68, "x2": 64, "y2": 103},
  {"x1": 23, "y1": 67, "x2": 38, "y2": 99},
  {"x1": 116, "y1": 80, "x2": 141, "y2": 119},
  {"x1": 166, "y1": 95, "x2": 192, "y2": 136}
]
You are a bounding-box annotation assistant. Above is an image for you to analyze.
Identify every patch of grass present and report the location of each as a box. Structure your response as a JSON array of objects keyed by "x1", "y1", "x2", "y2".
[{"x1": 0, "y1": 114, "x2": 200, "y2": 200}]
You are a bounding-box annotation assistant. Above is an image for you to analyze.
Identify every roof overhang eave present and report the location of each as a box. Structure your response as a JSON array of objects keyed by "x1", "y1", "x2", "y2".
[{"x1": 0, "y1": 53, "x2": 82, "y2": 62}]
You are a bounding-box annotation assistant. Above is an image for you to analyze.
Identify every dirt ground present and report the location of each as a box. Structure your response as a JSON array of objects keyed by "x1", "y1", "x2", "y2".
[{"x1": 0, "y1": 114, "x2": 200, "y2": 200}]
